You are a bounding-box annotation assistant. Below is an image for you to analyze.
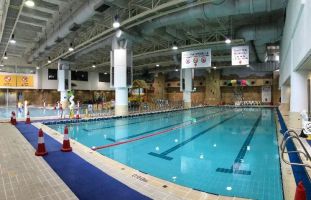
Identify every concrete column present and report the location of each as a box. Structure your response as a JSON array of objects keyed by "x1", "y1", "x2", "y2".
[
  {"x1": 57, "y1": 60, "x2": 71, "y2": 108},
  {"x1": 112, "y1": 37, "x2": 130, "y2": 116},
  {"x1": 290, "y1": 71, "x2": 308, "y2": 113},
  {"x1": 183, "y1": 68, "x2": 192, "y2": 108}
]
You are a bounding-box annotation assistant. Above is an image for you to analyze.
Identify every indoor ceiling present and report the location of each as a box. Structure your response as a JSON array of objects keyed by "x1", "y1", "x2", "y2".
[{"x1": 0, "y1": 0, "x2": 286, "y2": 74}]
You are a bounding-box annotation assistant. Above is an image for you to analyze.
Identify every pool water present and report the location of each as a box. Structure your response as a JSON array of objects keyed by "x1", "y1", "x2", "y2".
[{"x1": 48, "y1": 107, "x2": 283, "y2": 200}]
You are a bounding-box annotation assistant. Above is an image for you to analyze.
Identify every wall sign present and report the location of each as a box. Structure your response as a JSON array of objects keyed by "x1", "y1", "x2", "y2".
[
  {"x1": 0, "y1": 74, "x2": 34, "y2": 88},
  {"x1": 232, "y1": 46, "x2": 249, "y2": 66},
  {"x1": 262, "y1": 86, "x2": 271, "y2": 103},
  {"x1": 16, "y1": 75, "x2": 34, "y2": 87},
  {"x1": 182, "y1": 49, "x2": 211, "y2": 69}
]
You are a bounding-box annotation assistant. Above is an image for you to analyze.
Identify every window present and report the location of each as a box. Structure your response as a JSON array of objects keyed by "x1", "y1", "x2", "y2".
[
  {"x1": 99, "y1": 73, "x2": 110, "y2": 82},
  {"x1": 48, "y1": 69, "x2": 57, "y2": 80},
  {"x1": 71, "y1": 71, "x2": 88, "y2": 81}
]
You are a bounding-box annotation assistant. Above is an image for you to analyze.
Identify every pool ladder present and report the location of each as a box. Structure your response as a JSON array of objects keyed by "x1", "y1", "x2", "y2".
[{"x1": 281, "y1": 129, "x2": 311, "y2": 168}]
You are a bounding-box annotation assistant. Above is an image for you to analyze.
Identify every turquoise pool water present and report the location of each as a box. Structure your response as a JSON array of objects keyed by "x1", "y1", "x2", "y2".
[{"x1": 48, "y1": 107, "x2": 283, "y2": 200}]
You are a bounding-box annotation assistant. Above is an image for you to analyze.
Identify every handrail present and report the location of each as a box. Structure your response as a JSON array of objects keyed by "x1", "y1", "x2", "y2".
[{"x1": 281, "y1": 129, "x2": 311, "y2": 168}]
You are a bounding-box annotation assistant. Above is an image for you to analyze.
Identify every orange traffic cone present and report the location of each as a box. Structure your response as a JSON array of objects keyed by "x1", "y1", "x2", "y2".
[
  {"x1": 25, "y1": 111, "x2": 31, "y2": 124},
  {"x1": 61, "y1": 126, "x2": 72, "y2": 152},
  {"x1": 12, "y1": 112, "x2": 17, "y2": 125},
  {"x1": 295, "y1": 181, "x2": 307, "y2": 200},
  {"x1": 35, "y1": 129, "x2": 48, "y2": 156}
]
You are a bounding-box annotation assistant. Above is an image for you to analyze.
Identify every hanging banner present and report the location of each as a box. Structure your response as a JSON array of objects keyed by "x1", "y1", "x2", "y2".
[
  {"x1": 16, "y1": 75, "x2": 34, "y2": 87},
  {"x1": 181, "y1": 49, "x2": 211, "y2": 69},
  {"x1": 0, "y1": 74, "x2": 16, "y2": 87},
  {"x1": 232, "y1": 46, "x2": 249, "y2": 66},
  {"x1": 262, "y1": 86, "x2": 271, "y2": 103}
]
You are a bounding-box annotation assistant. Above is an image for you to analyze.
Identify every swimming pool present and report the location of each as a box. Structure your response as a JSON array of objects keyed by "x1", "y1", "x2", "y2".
[
  {"x1": 47, "y1": 107, "x2": 283, "y2": 200},
  {"x1": 0, "y1": 106, "x2": 71, "y2": 119}
]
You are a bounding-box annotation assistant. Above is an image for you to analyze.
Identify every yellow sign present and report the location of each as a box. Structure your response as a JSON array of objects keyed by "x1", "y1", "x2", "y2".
[
  {"x1": 16, "y1": 75, "x2": 34, "y2": 87},
  {"x1": 0, "y1": 74, "x2": 16, "y2": 87}
]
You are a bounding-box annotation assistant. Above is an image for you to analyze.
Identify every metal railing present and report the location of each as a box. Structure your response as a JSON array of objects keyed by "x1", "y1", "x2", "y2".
[{"x1": 281, "y1": 129, "x2": 311, "y2": 168}]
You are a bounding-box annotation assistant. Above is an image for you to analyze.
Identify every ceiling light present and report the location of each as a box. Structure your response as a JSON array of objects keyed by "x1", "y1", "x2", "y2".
[
  {"x1": 92, "y1": 63, "x2": 96, "y2": 68},
  {"x1": 175, "y1": 68, "x2": 179, "y2": 72},
  {"x1": 68, "y1": 43, "x2": 74, "y2": 52},
  {"x1": 156, "y1": 64, "x2": 160, "y2": 67},
  {"x1": 172, "y1": 41, "x2": 178, "y2": 50},
  {"x1": 275, "y1": 69, "x2": 279, "y2": 72},
  {"x1": 246, "y1": 64, "x2": 250, "y2": 67},
  {"x1": 225, "y1": 38, "x2": 231, "y2": 44},
  {"x1": 113, "y1": 15, "x2": 120, "y2": 29},
  {"x1": 48, "y1": 57, "x2": 51, "y2": 63},
  {"x1": 9, "y1": 34, "x2": 16, "y2": 44},
  {"x1": 0, "y1": 64, "x2": 4, "y2": 67},
  {"x1": 36, "y1": 66, "x2": 40, "y2": 70},
  {"x1": 25, "y1": 0, "x2": 35, "y2": 7},
  {"x1": 213, "y1": 66, "x2": 216, "y2": 69},
  {"x1": 3, "y1": 52, "x2": 8, "y2": 60},
  {"x1": 104, "y1": 72, "x2": 108, "y2": 75}
]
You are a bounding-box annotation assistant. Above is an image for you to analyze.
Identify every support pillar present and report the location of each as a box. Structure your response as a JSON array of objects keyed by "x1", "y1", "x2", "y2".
[
  {"x1": 183, "y1": 68, "x2": 192, "y2": 108},
  {"x1": 290, "y1": 71, "x2": 308, "y2": 113},
  {"x1": 111, "y1": 37, "x2": 132, "y2": 116}
]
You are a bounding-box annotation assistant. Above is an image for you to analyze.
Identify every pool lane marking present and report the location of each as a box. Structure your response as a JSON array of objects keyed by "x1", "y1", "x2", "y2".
[
  {"x1": 216, "y1": 114, "x2": 262, "y2": 175},
  {"x1": 148, "y1": 113, "x2": 241, "y2": 160},
  {"x1": 106, "y1": 109, "x2": 226, "y2": 142},
  {"x1": 82, "y1": 108, "x2": 214, "y2": 132},
  {"x1": 92, "y1": 109, "x2": 231, "y2": 151}
]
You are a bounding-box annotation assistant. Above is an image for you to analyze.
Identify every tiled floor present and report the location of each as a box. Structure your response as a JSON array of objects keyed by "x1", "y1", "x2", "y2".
[
  {"x1": 0, "y1": 105, "x2": 299, "y2": 200},
  {"x1": 0, "y1": 123, "x2": 77, "y2": 200}
]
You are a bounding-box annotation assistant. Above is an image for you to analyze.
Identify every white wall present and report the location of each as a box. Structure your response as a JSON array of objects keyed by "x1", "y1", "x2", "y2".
[
  {"x1": 280, "y1": 0, "x2": 311, "y2": 86},
  {"x1": 39, "y1": 69, "x2": 112, "y2": 91}
]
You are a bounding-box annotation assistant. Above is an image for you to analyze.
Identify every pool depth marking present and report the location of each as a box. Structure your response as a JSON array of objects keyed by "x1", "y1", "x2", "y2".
[
  {"x1": 148, "y1": 113, "x2": 240, "y2": 160},
  {"x1": 216, "y1": 114, "x2": 262, "y2": 175},
  {"x1": 106, "y1": 109, "x2": 226, "y2": 142},
  {"x1": 92, "y1": 109, "x2": 230, "y2": 151}
]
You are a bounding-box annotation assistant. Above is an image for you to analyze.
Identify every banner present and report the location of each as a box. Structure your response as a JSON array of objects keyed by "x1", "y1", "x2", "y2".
[
  {"x1": 262, "y1": 86, "x2": 271, "y2": 103},
  {"x1": 16, "y1": 75, "x2": 34, "y2": 87},
  {"x1": 182, "y1": 49, "x2": 211, "y2": 69},
  {"x1": 232, "y1": 46, "x2": 249, "y2": 65},
  {"x1": 0, "y1": 74, "x2": 16, "y2": 87}
]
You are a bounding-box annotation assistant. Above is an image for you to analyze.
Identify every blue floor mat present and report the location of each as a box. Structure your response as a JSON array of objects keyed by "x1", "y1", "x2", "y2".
[
  {"x1": 15, "y1": 123, "x2": 151, "y2": 200},
  {"x1": 276, "y1": 109, "x2": 311, "y2": 199}
]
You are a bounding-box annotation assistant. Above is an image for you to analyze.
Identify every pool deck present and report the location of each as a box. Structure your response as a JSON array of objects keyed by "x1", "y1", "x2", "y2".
[{"x1": 0, "y1": 105, "x2": 298, "y2": 200}]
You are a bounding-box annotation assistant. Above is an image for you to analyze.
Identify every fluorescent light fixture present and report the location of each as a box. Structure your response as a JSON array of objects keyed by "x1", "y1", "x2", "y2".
[
  {"x1": 9, "y1": 34, "x2": 16, "y2": 44},
  {"x1": 3, "y1": 52, "x2": 8, "y2": 60},
  {"x1": 225, "y1": 38, "x2": 231, "y2": 44},
  {"x1": 172, "y1": 41, "x2": 178, "y2": 50},
  {"x1": 275, "y1": 69, "x2": 280, "y2": 72},
  {"x1": 68, "y1": 43, "x2": 74, "y2": 52},
  {"x1": 25, "y1": 0, "x2": 35, "y2": 7},
  {"x1": 113, "y1": 15, "x2": 120, "y2": 29},
  {"x1": 156, "y1": 64, "x2": 160, "y2": 67},
  {"x1": 0, "y1": 64, "x2": 4, "y2": 67},
  {"x1": 116, "y1": 29, "x2": 122, "y2": 38}
]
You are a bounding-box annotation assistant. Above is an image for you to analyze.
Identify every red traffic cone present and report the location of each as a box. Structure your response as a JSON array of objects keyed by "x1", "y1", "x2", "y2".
[
  {"x1": 10, "y1": 111, "x2": 13, "y2": 124},
  {"x1": 35, "y1": 129, "x2": 48, "y2": 156},
  {"x1": 12, "y1": 112, "x2": 17, "y2": 125},
  {"x1": 61, "y1": 126, "x2": 72, "y2": 152},
  {"x1": 75, "y1": 110, "x2": 80, "y2": 119},
  {"x1": 295, "y1": 181, "x2": 307, "y2": 200},
  {"x1": 25, "y1": 111, "x2": 31, "y2": 124}
]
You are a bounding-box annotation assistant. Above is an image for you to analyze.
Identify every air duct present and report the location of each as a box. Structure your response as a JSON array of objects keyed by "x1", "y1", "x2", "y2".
[{"x1": 29, "y1": 0, "x2": 131, "y2": 63}]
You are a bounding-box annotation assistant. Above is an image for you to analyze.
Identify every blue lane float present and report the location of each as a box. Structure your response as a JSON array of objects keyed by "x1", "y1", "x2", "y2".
[{"x1": 15, "y1": 123, "x2": 150, "y2": 200}]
